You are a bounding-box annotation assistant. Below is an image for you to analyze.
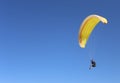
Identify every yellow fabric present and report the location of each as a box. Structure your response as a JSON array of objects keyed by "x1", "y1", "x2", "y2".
[{"x1": 78, "y1": 15, "x2": 108, "y2": 48}]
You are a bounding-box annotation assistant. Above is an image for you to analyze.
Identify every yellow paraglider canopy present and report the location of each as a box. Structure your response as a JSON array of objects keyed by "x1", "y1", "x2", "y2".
[{"x1": 78, "y1": 14, "x2": 108, "y2": 48}]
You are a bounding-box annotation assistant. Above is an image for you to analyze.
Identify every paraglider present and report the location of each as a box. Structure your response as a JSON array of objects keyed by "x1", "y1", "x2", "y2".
[
  {"x1": 78, "y1": 14, "x2": 108, "y2": 69},
  {"x1": 78, "y1": 14, "x2": 108, "y2": 48}
]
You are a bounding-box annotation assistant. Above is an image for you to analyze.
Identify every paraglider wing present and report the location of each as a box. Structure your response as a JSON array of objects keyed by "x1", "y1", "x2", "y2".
[{"x1": 78, "y1": 14, "x2": 108, "y2": 48}]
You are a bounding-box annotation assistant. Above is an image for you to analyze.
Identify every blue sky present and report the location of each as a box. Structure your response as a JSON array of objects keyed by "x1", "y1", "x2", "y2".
[{"x1": 0, "y1": 0, "x2": 120, "y2": 83}]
